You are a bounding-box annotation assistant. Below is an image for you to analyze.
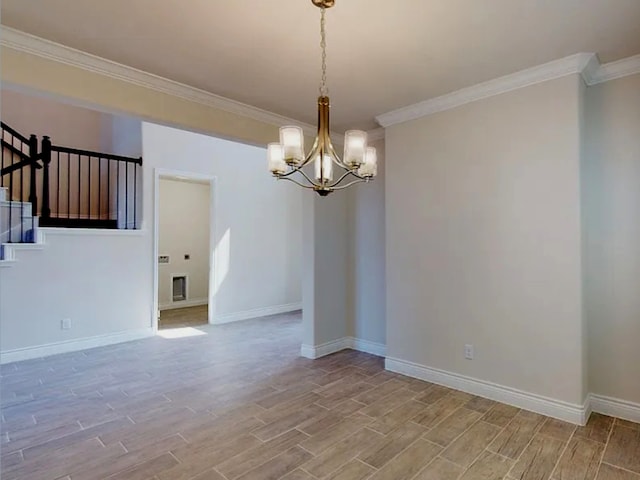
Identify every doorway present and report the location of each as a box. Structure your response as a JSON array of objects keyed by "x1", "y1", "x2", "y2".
[{"x1": 154, "y1": 171, "x2": 216, "y2": 330}]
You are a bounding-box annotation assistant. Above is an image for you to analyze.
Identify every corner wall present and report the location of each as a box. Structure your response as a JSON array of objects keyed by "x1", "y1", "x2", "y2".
[
  {"x1": 385, "y1": 75, "x2": 586, "y2": 406},
  {"x1": 348, "y1": 138, "x2": 386, "y2": 347},
  {"x1": 583, "y1": 74, "x2": 640, "y2": 405}
]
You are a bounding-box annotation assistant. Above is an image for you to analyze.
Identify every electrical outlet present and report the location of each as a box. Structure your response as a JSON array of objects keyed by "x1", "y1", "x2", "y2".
[
  {"x1": 464, "y1": 344, "x2": 474, "y2": 360},
  {"x1": 61, "y1": 318, "x2": 72, "y2": 330}
]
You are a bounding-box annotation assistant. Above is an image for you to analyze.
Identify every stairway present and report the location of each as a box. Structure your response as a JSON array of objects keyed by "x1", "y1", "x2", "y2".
[{"x1": 0, "y1": 186, "x2": 44, "y2": 267}]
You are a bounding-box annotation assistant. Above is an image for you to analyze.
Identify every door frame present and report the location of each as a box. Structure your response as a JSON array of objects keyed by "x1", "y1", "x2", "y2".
[{"x1": 152, "y1": 168, "x2": 217, "y2": 332}]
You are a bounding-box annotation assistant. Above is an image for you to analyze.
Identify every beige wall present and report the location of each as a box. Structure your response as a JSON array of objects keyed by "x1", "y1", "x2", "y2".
[
  {"x1": 386, "y1": 75, "x2": 585, "y2": 405},
  {"x1": 1, "y1": 88, "x2": 112, "y2": 151},
  {"x1": 1, "y1": 47, "x2": 279, "y2": 147},
  {"x1": 584, "y1": 74, "x2": 640, "y2": 404}
]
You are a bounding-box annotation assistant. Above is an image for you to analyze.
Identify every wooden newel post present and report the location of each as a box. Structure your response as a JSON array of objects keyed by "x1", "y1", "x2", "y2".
[
  {"x1": 28, "y1": 134, "x2": 38, "y2": 214},
  {"x1": 41, "y1": 136, "x2": 51, "y2": 220}
]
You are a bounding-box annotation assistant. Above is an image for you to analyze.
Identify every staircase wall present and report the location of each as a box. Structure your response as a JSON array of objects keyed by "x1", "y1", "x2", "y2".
[{"x1": 0, "y1": 228, "x2": 151, "y2": 360}]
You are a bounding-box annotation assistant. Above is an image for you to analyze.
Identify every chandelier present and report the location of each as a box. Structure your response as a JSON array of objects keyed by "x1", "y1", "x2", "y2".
[{"x1": 267, "y1": 0, "x2": 377, "y2": 196}]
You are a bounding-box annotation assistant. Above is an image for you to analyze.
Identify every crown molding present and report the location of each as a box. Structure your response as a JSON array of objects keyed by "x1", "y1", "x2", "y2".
[
  {"x1": 0, "y1": 26, "x2": 345, "y2": 139},
  {"x1": 587, "y1": 54, "x2": 640, "y2": 85},
  {"x1": 580, "y1": 54, "x2": 602, "y2": 86},
  {"x1": 376, "y1": 53, "x2": 596, "y2": 127}
]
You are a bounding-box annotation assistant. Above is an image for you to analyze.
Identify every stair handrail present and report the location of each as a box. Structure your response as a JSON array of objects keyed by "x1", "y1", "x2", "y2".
[
  {"x1": 1, "y1": 121, "x2": 30, "y2": 145},
  {"x1": 49, "y1": 144, "x2": 143, "y2": 165}
]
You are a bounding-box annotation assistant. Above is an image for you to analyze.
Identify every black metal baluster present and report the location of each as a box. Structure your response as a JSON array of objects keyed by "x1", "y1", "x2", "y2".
[
  {"x1": 133, "y1": 163, "x2": 137, "y2": 229},
  {"x1": 67, "y1": 153, "x2": 71, "y2": 220},
  {"x1": 77, "y1": 153, "x2": 81, "y2": 220},
  {"x1": 8, "y1": 136, "x2": 14, "y2": 243},
  {"x1": 57, "y1": 151, "x2": 60, "y2": 219},
  {"x1": 88, "y1": 155, "x2": 92, "y2": 220},
  {"x1": 28, "y1": 135, "x2": 38, "y2": 216},
  {"x1": 125, "y1": 161, "x2": 129, "y2": 229},
  {"x1": 20, "y1": 138, "x2": 24, "y2": 242},
  {"x1": 107, "y1": 158, "x2": 110, "y2": 223},
  {"x1": 98, "y1": 157, "x2": 102, "y2": 221},
  {"x1": 41, "y1": 137, "x2": 51, "y2": 221},
  {"x1": 116, "y1": 160, "x2": 120, "y2": 228}
]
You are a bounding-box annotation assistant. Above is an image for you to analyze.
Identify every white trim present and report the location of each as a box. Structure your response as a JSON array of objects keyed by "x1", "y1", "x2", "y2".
[
  {"x1": 0, "y1": 27, "x2": 342, "y2": 140},
  {"x1": 0, "y1": 328, "x2": 154, "y2": 364},
  {"x1": 299, "y1": 336, "x2": 387, "y2": 359},
  {"x1": 375, "y1": 53, "x2": 640, "y2": 127},
  {"x1": 159, "y1": 297, "x2": 208, "y2": 311},
  {"x1": 385, "y1": 356, "x2": 589, "y2": 425},
  {"x1": 300, "y1": 337, "x2": 352, "y2": 360},
  {"x1": 376, "y1": 53, "x2": 595, "y2": 127},
  {"x1": 588, "y1": 54, "x2": 640, "y2": 85},
  {"x1": 41, "y1": 227, "x2": 146, "y2": 236},
  {"x1": 580, "y1": 54, "x2": 602, "y2": 86},
  {"x1": 590, "y1": 394, "x2": 640, "y2": 424},
  {"x1": 213, "y1": 303, "x2": 302, "y2": 325},
  {"x1": 1, "y1": 242, "x2": 46, "y2": 261},
  {"x1": 349, "y1": 337, "x2": 387, "y2": 357}
]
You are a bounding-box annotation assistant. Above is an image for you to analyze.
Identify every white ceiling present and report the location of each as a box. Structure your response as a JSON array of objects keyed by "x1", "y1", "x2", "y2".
[{"x1": 2, "y1": 0, "x2": 640, "y2": 132}]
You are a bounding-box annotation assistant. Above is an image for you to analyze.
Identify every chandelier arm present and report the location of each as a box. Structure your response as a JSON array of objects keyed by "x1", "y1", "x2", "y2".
[
  {"x1": 330, "y1": 178, "x2": 370, "y2": 191},
  {"x1": 326, "y1": 142, "x2": 348, "y2": 168},
  {"x1": 278, "y1": 166, "x2": 322, "y2": 187},
  {"x1": 301, "y1": 139, "x2": 321, "y2": 168},
  {"x1": 324, "y1": 169, "x2": 355, "y2": 189},
  {"x1": 278, "y1": 175, "x2": 317, "y2": 190},
  {"x1": 277, "y1": 167, "x2": 301, "y2": 178}
]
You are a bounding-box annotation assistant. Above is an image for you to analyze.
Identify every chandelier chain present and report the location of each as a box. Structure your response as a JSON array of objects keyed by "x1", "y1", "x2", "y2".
[{"x1": 319, "y1": 7, "x2": 328, "y2": 96}]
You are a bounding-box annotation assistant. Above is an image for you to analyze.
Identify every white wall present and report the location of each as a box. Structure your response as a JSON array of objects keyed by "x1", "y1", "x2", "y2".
[
  {"x1": 0, "y1": 230, "x2": 151, "y2": 356},
  {"x1": 0, "y1": 120, "x2": 304, "y2": 358},
  {"x1": 385, "y1": 75, "x2": 585, "y2": 405},
  {"x1": 310, "y1": 193, "x2": 350, "y2": 345},
  {"x1": 584, "y1": 74, "x2": 640, "y2": 404},
  {"x1": 158, "y1": 178, "x2": 210, "y2": 308},
  {"x1": 143, "y1": 123, "x2": 302, "y2": 320}
]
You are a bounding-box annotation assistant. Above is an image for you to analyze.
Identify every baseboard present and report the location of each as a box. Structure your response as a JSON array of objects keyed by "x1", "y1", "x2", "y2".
[
  {"x1": 213, "y1": 302, "x2": 302, "y2": 325},
  {"x1": 349, "y1": 337, "x2": 387, "y2": 357},
  {"x1": 590, "y1": 394, "x2": 640, "y2": 424},
  {"x1": 385, "y1": 356, "x2": 589, "y2": 425},
  {"x1": 300, "y1": 337, "x2": 351, "y2": 359},
  {"x1": 0, "y1": 328, "x2": 154, "y2": 364},
  {"x1": 300, "y1": 336, "x2": 387, "y2": 360},
  {"x1": 160, "y1": 298, "x2": 208, "y2": 311}
]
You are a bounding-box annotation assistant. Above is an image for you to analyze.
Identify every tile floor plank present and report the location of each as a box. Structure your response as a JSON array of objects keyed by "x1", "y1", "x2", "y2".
[
  {"x1": 553, "y1": 437, "x2": 605, "y2": 480},
  {"x1": 1, "y1": 310, "x2": 638, "y2": 480}
]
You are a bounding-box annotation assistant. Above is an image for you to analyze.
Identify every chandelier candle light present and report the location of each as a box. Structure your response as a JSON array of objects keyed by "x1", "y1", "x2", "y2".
[{"x1": 267, "y1": 0, "x2": 377, "y2": 196}]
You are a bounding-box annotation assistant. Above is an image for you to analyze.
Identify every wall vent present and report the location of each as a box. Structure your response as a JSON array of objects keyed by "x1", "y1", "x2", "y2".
[{"x1": 172, "y1": 275, "x2": 187, "y2": 302}]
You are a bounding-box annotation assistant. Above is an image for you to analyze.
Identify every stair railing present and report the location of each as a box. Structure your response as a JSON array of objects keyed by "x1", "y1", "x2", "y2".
[
  {"x1": 1, "y1": 122, "x2": 39, "y2": 244},
  {"x1": 1, "y1": 122, "x2": 143, "y2": 234},
  {"x1": 43, "y1": 142, "x2": 142, "y2": 229}
]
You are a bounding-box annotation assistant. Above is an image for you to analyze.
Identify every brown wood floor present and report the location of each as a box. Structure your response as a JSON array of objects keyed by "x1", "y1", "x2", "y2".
[
  {"x1": 159, "y1": 305, "x2": 209, "y2": 329},
  {"x1": 1, "y1": 311, "x2": 638, "y2": 480}
]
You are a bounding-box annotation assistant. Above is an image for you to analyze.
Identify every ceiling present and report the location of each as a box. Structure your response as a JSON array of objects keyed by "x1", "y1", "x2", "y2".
[{"x1": 2, "y1": 0, "x2": 640, "y2": 132}]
